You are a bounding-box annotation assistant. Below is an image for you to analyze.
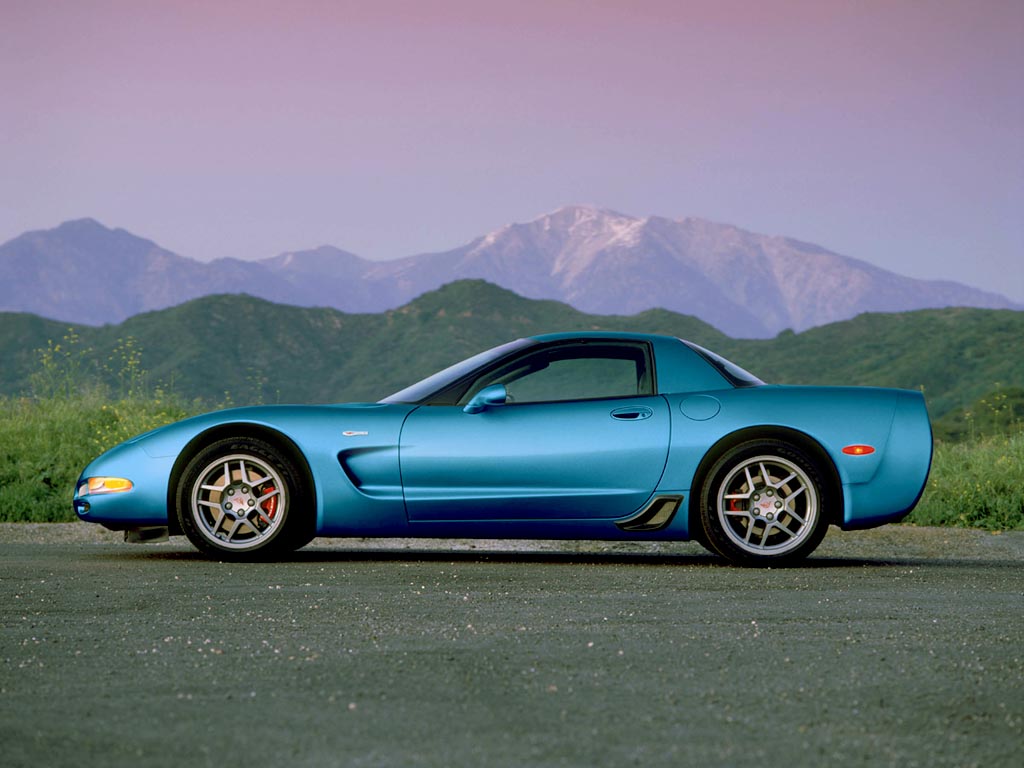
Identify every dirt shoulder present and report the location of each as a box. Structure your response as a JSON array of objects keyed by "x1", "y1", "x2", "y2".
[{"x1": 3, "y1": 521, "x2": 1022, "y2": 561}]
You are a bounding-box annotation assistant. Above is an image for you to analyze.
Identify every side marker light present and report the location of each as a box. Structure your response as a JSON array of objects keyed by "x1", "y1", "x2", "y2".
[{"x1": 842, "y1": 445, "x2": 875, "y2": 456}]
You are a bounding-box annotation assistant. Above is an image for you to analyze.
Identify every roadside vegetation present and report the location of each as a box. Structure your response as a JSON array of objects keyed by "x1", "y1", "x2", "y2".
[
  {"x1": 911, "y1": 385, "x2": 1024, "y2": 530},
  {"x1": 912, "y1": 431, "x2": 1024, "y2": 530},
  {"x1": 0, "y1": 331, "x2": 201, "y2": 522},
  {"x1": 1, "y1": 329, "x2": 1021, "y2": 530}
]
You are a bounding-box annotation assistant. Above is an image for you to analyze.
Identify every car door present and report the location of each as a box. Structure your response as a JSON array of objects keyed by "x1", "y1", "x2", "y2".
[{"x1": 399, "y1": 341, "x2": 670, "y2": 521}]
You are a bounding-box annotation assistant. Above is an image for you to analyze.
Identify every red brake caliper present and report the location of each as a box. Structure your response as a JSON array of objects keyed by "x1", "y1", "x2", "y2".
[{"x1": 260, "y1": 486, "x2": 278, "y2": 518}]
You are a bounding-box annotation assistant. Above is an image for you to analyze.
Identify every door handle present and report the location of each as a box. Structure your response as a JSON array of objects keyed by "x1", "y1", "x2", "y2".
[{"x1": 611, "y1": 406, "x2": 654, "y2": 421}]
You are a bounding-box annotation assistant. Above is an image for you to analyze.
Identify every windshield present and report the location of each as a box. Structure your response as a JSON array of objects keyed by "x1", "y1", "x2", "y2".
[
  {"x1": 380, "y1": 338, "x2": 535, "y2": 404},
  {"x1": 682, "y1": 340, "x2": 764, "y2": 387}
]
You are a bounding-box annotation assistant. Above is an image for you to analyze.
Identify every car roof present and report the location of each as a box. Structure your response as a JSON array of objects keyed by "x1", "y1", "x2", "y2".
[{"x1": 528, "y1": 331, "x2": 680, "y2": 344}]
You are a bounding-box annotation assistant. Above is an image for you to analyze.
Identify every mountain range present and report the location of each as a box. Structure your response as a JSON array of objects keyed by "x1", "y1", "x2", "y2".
[{"x1": 0, "y1": 206, "x2": 1016, "y2": 337}]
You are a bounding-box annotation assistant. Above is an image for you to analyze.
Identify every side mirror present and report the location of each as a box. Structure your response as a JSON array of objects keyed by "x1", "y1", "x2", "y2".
[{"x1": 463, "y1": 384, "x2": 508, "y2": 414}]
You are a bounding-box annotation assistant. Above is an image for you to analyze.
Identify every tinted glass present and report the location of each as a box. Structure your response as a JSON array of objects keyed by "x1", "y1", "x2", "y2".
[
  {"x1": 381, "y1": 338, "x2": 533, "y2": 403},
  {"x1": 681, "y1": 340, "x2": 764, "y2": 387},
  {"x1": 458, "y1": 342, "x2": 652, "y2": 405}
]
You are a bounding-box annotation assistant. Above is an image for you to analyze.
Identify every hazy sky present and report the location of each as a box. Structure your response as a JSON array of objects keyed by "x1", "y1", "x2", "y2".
[{"x1": 2, "y1": 0, "x2": 1022, "y2": 301}]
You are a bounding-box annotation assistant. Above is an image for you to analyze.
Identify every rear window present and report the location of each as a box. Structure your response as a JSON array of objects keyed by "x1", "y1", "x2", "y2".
[{"x1": 681, "y1": 341, "x2": 764, "y2": 387}]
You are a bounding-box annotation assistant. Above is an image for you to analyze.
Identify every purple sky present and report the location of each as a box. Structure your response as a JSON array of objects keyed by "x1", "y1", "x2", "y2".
[{"x1": 2, "y1": 0, "x2": 1022, "y2": 301}]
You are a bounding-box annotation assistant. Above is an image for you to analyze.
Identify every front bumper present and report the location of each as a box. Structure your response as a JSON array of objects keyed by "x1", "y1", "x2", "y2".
[{"x1": 73, "y1": 441, "x2": 175, "y2": 528}]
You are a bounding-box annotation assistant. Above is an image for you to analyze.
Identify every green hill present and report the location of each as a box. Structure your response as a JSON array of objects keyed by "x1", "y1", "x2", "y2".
[
  {"x1": 2, "y1": 280, "x2": 1021, "y2": 437},
  {"x1": 718, "y1": 308, "x2": 1024, "y2": 422}
]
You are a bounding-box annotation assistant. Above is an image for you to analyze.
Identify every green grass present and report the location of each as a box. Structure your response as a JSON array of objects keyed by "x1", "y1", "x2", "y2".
[
  {"x1": 0, "y1": 392, "x2": 199, "y2": 522},
  {"x1": 908, "y1": 431, "x2": 1024, "y2": 531}
]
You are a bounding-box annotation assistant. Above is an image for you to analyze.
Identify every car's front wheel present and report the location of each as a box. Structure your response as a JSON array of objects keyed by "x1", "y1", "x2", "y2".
[
  {"x1": 699, "y1": 439, "x2": 829, "y2": 566},
  {"x1": 176, "y1": 437, "x2": 312, "y2": 558}
]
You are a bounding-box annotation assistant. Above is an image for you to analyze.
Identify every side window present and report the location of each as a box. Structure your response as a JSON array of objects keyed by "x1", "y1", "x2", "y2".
[
  {"x1": 458, "y1": 342, "x2": 653, "y2": 405},
  {"x1": 509, "y1": 356, "x2": 639, "y2": 402}
]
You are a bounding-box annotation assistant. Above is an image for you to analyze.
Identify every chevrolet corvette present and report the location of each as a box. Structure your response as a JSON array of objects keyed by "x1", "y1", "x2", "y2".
[{"x1": 74, "y1": 332, "x2": 932, "y2": 565}]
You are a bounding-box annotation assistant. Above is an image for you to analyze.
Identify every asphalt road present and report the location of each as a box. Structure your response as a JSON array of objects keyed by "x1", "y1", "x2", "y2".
[{"x1": 2, "y1": 524, "x2": 1022, "y2": 768}]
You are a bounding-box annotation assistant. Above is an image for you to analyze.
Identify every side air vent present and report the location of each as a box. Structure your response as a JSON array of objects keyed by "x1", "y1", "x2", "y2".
[{"x1": 616, "y1": 495, "x2": 683, "y2": 532}]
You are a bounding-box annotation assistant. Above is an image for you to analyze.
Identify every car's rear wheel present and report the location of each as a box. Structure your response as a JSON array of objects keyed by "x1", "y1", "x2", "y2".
[
  {"x1": 699, "y1": 439, "x2": 829, "y2": 566},
  {"x1": 176, "y1": 437, "x2": 312, "y2": 558}
]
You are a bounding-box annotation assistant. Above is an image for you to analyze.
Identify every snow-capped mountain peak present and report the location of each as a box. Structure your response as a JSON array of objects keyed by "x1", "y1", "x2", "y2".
[{"x1": 1, "y1": 209, "x2": 1016, "y2": 337}]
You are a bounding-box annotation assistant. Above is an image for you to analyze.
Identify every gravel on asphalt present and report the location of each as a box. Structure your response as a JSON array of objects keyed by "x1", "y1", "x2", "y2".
[{"x1": 1, "y1": 524, "x2": 1022, "y2": 767}]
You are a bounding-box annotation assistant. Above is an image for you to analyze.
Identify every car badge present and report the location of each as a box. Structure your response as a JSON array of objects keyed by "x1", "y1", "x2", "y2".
[{"x1": 342, "y1": 430, "x2": 369, "y2": 437}]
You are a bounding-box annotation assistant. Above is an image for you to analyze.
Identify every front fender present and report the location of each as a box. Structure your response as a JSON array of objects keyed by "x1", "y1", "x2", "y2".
[{"x1": 74, "y1": 441, "x2": 175, "y2": 527}]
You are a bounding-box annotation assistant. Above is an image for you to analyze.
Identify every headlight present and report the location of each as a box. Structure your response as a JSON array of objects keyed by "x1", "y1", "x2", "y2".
[{"x1": 78, "y1": 477, "x2": 134, "y2": 496}]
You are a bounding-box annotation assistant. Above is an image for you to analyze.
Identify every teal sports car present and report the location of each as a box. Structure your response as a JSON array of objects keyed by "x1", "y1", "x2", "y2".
[{"x1": 74, "y1": 332, "x2": 933, "y2": 565}]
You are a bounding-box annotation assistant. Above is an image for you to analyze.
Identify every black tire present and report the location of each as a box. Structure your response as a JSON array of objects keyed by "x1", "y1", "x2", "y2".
[
  {"x1": 699, "y1": 439, "x2": 829, "y2": 566},
  {"x1": 176, "y1": 437, "x2": 313, "y2": 559}
]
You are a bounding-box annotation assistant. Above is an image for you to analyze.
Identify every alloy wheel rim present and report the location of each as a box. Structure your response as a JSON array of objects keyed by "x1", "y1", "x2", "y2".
[
  {"x1": 717, "y1": 454, "x2": 818, "y2": 555},
  {"x1": 190, "y1": 453, "x2": 287, "y2": 550}
]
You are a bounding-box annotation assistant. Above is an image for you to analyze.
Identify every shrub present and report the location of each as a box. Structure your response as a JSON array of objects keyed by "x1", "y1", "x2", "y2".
[
  {"x1": 0, "y1": 331, "x2": 200, "y2": 522},
  {"x1": 908, "y1": 431, "x2": 1024, "y2": 531}
]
